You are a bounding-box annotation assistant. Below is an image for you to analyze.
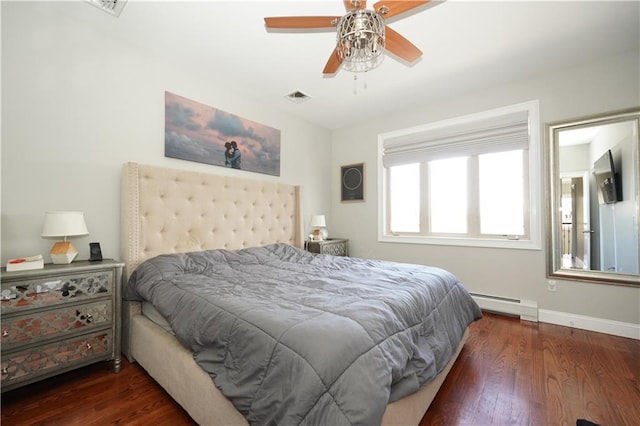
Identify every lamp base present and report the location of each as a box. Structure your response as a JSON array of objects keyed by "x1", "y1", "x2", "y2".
[
  {"x1": 50, "y1": 241, "x2": 79, "y2": 264},
  {"x1": 312, "y1": 228, "x2": 329, "y2": 241}
]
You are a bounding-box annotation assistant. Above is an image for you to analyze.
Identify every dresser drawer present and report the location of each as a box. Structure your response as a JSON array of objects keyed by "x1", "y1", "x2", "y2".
[
  {"x1": 1, "y1": 300, "x2": 113, "y2": 351},
  {"x1": 306, "y1": 239, "x2": 349, "y2": 256},
  {"x1": 1, "y1": 270, "x2": 113, "y2": 315},
  {"x1": 1, "y1": 330, "x2": 113, "y2": 390},
  {"x1": 320, "y1": 242, "x2": 348, "y2": 256}
]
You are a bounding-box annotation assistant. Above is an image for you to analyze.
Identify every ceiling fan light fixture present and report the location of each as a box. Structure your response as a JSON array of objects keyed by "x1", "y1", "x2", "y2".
[{"x1": 336, "y1": 10, "x2": 385, "y2": 73}]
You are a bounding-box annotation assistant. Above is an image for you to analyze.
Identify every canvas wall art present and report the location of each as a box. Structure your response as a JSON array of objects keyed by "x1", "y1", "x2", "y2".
[{"x1": 165, "y1": 91, "x2": 281, "y2": 176}]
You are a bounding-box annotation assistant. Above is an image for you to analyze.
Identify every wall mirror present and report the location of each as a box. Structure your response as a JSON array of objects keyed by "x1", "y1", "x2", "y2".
[{"x1": 547, "y1": 107, "x2": 640, "y2": 286}]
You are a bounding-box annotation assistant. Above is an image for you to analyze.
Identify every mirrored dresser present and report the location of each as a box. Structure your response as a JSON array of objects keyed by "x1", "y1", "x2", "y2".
[{"x1": 1, "y1": 259, "x2": 123, "y2": 392}]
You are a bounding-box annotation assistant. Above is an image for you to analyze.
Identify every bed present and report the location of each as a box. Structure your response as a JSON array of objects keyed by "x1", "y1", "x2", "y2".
[{"x1": 120, "y1": 162, "x2": 481, "y2": 426}]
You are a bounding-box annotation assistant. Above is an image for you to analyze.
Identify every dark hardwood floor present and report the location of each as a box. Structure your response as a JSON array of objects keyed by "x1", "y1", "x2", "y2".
[{"x1": 2, "y1": 312, "x2": 638, "y2": 425}]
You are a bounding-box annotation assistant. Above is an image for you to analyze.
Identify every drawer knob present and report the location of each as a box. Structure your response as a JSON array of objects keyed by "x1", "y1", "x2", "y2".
[
  {"x1": 86, "y1": 343, "x2": 93, "y2": 350},
  {"x1": 76, "y1": 310, "x2": 93, "y2": 323},
  {"x1": 1, "y1": 367, "x2": 8, "y2": 375},
  {"x1": 2, "y1": 330, "x2": 8, "y2": 337}
]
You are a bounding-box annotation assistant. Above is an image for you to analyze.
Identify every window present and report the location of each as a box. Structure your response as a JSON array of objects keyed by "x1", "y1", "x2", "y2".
[
  {"x1": 379, "y1": 101, "x2": 541, "y2": 249},
  {"x1": 429, "y1": 157, "x2": 468, "y2": 234},
  {"x1": 389, "y1": 163, "x2": 420, "y2": 232}
]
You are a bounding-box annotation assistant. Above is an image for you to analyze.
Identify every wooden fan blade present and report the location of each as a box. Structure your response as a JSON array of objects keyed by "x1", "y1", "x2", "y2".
[
  {"x1": 264, "y1": 16, "x2": 340, "y2": 29},
  {"x1": 343, "y1": 0, "x2": 367, "y2": 11},
  {"x1": 374, "y1": 0, "x2": 430, "y2": 20},
  {"x1": 384, "y1": 26, "x2": 422, "y2": 62},
  {"x1": 323, "y1": 48, "x2": 343, "y2": 74}
]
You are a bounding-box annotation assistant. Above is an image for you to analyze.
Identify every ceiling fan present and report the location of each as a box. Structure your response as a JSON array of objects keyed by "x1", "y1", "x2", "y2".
[{"x1": 264, "y1": 0, "x2": 431, "y2": 75}]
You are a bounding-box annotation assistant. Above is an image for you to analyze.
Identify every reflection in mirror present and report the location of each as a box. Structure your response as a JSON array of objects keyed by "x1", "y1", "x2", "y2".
[{"x1": 547, "y1": 108, "x2": 640, "y2": 286}]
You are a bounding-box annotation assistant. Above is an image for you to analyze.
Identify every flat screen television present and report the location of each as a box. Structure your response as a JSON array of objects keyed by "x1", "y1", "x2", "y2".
[{"x1": 593, "y1": 149, "x2": 621, "y2": 204}]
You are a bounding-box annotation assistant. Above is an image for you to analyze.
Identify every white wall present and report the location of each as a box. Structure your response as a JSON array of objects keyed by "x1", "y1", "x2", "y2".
[
  {"x1": 1, "y1": 2, "x2": 332, "y2": 263},
  {"x1": 330, "y1": 50, "x2": 640, "y2": 325}
]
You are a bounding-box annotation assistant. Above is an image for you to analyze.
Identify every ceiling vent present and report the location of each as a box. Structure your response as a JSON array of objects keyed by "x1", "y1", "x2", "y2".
[
  {"x1": 285, "y1": 91, "x2": 312, "y2": 104},
  {"x1": 85, "y1": 0, "x2": 127, "y2": 17}
]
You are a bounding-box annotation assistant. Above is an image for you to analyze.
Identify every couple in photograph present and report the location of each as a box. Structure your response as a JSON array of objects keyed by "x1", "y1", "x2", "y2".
[{"x1": 224, "y1": 141, "x2": 241, "y2": 169}]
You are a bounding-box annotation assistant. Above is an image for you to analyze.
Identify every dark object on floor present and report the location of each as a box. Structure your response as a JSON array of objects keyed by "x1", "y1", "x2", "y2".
[{"x1": 577, "y1": 419, "x2": 600, "y2": 426}]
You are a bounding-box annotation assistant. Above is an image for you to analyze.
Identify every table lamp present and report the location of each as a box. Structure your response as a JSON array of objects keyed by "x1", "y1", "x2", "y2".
[
  {"x1": 310, "y1": 215, "x2": 328, "y2": 241},
  {"x1": 41, "y1": 211, "x2": 89, "y2": 264}
]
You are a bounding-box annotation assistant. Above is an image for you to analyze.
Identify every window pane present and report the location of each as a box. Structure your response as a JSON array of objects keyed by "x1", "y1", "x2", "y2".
[
  {"x1": 429, "y1": 157, "x2": 467, "y2": 233},
  {"x1": 389, "y1": 164, "x2": 420, "y2": 232},
  {"x1": 479, "y1": 150, "x2": 525, "y2": 235}
]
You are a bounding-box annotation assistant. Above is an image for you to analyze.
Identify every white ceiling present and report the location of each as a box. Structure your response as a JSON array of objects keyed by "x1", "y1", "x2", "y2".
[{"x1": 88, "y1": 0, "x2": 639, "y2": 130}]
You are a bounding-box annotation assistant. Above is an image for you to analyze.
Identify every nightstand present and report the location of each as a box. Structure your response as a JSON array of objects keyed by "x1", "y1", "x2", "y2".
[
  {"x1": 305, "y1": 238, "x2": 349, "y2": 257},
  {"x1": 1, "y1": 259, "x2": 124, "y2": 392}
]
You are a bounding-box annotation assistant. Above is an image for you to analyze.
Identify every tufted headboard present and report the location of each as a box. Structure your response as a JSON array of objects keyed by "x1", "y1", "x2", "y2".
[{"x1": 120, "y1": 162, "x2": 303, "y2": 279}]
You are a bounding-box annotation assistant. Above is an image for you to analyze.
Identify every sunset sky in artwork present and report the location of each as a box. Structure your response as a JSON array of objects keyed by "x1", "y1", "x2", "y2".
[{"x1": 165, "y1": 91, "x2": 281, "y2": 176}]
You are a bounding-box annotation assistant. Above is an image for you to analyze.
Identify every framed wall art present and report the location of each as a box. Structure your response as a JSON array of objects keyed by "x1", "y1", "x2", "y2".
[
  {"x1": 164, "y1": 91, "x2": 281, "y2": 176},
  {"x1": 341, "y1": 163, "x2": 365, "y2": 202}
]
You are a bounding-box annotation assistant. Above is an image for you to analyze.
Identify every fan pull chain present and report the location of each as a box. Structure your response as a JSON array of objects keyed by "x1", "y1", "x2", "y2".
[{"x1": 352, "y1": 72, "x2": 369, "y2": 95}]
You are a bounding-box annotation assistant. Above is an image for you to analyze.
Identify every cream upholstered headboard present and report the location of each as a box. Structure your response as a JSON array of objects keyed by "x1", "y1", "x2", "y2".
[{"x1": 120, "y1": 162, "x2": 303, "y2": 279}]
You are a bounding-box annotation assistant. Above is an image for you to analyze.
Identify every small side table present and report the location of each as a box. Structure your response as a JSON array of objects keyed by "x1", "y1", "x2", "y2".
[{"x1": 305, "y1": 238, "x2": 349, "y2": 257}]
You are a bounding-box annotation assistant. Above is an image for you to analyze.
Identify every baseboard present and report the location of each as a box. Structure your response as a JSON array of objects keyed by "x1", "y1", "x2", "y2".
[
  {"x1": 470, "y1": 293, "x2": 639, "y2": 339},
  {"x1": 471, "y1": 293, "x2": 538, "y2": 322},
  {"x1": 538, "y1": 309, "x2": 640, "y2": 340}
]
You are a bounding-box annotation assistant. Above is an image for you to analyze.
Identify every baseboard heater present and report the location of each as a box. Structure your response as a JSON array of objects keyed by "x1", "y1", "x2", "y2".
[{"x1": 470, "y1": 293, "x2": 538, "y2": 322}]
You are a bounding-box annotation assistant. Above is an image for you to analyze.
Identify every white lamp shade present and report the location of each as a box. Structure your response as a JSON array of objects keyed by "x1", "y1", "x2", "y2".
[
  {"x1": 310, "y1": 215, "x2": 327, "y2": 227},
  {"x1": 41, "y1": 211, "x2": 89, "y2": 238}
]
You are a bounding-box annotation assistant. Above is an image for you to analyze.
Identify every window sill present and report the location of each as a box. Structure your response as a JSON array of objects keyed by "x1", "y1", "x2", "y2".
[{"x1": 378, "y1": 234, "x2": 541, "y2": 250}]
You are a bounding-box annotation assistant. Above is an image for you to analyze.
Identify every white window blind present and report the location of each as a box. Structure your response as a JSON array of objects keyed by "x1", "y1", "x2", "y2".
[{"x1": 382, "y1": 110, "x2": 530, "y2": 167}]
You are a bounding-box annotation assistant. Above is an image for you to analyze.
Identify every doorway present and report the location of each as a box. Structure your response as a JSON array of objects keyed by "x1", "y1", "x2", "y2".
[{"x1": 560, "y1": 172, "x2": 591, "y2": 269}]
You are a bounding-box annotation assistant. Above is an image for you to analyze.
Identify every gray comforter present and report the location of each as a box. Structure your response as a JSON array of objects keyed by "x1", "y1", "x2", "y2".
[{"x1": 124, "y1": 243, "x2": 481, "y2": 426}]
